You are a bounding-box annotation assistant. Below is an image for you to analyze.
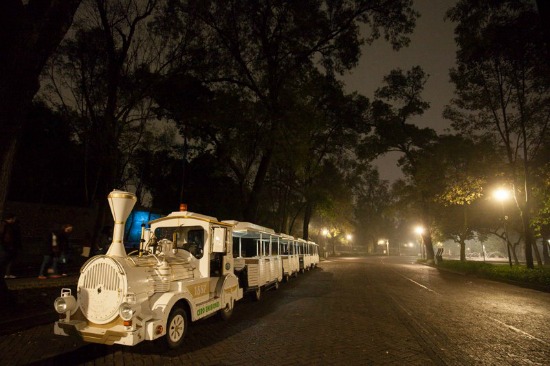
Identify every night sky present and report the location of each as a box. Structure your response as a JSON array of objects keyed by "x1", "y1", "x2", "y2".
[{"x1": 341, "y1": 0, "x2": 458, "y2": 182}]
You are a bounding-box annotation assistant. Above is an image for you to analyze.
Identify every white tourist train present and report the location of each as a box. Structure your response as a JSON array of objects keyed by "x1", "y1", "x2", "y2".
[{"x1": 53, "y1": 190, "x2": 319, "y2": 349}]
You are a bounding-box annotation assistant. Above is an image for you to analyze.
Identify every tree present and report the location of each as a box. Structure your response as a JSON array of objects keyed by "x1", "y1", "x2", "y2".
[
  {"x1": 531, "y1": 143, "x2": 550, "y2": 264},
  {"x1": 39, "y1": 0, "x2": 181, "y2": 246},
  {"x1": 161, "y1": 0, "x2": 418, "y2": 222},
  {"x1": 268, "y1": 70, "x2": 370, "y2": 239},
  {"x1": 431, "y1": 135, "x2": 498, "y2": 261},
  {"x1": 8, "y1": 102, "x2": 85, "y2": 205},
  {"x1": 446, "y1": 0, "x2": 550, "y2": 268},
  {"x1": 366, "y1": 66, "x2": 439, "y2": 262},
  {"x1": 354, "y1": 166, "x2": 395, "y2": 254},
  {"x1": 42, "y1": 0, "x2": 166, "y2": 205},
  {"x1": 0, "y1": 0, "x2": 82, "y2": 220}
]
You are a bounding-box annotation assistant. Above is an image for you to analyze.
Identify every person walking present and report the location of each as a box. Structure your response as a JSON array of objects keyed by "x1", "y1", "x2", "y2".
[
  {"x1": 38, "y1": 223, "x2": 73, "y2": 279},
  {"x1": 0, "y1": 213, "x2": 21, "y2": 279}
]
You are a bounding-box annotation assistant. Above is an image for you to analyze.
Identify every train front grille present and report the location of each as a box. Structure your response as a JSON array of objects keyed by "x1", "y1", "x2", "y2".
[{"x1": 78, "y1": 256, "x2": 127, "y2": 324}]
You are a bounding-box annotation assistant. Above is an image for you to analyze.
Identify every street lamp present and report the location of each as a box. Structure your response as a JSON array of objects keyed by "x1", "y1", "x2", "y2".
[{"x1": 493, "y1": 188, "x2": 513, "y2": 267}]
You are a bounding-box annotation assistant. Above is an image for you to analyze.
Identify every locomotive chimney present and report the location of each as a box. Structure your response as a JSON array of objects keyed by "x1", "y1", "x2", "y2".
[{"x1": 106, "y1": 190, "x2": 137, "y2": 257}]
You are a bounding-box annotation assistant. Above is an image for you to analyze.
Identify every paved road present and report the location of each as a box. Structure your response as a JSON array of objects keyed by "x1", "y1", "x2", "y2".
[{"x1": 1, "y1": 256, "x2": 549, "y2": 365}]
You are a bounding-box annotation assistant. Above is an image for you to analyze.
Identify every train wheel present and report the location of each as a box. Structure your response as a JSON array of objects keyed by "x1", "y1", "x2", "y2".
[
  {"x1": 165, "y1": 306, "x2": 187, "y2": 349},
  {"x1": 284, "y1": 274, "x2": 290, "y2": 283},
  {"x1": 219, "y1": 301, "x2": 233, "y2": 321}
]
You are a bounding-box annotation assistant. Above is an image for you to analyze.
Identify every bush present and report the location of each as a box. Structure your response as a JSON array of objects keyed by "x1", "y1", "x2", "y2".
[{"x1": 436, "y1": 260, "x2": 550, "y2": 288}]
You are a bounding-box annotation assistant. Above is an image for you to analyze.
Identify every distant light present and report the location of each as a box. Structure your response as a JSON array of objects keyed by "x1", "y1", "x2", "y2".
[
  {"x1": 414, "y1": 226, "x2": 425, "y2": 235},
  {"x1": 346, "y1": 234, "x2": 352, "y2": 241},
  {"x1": 322, "y1": 228, "x2": 329, "y2": 237}
]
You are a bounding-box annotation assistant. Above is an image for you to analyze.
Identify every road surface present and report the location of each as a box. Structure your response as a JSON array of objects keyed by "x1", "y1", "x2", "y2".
[{"x1": 1, "y1": 256, "x2": 548, "y2": 365}]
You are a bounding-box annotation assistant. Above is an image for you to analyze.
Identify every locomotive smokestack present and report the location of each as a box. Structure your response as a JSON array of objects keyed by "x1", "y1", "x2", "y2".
[{"x1": 106, "y1": 190, "x2": 137, "y2": 257}]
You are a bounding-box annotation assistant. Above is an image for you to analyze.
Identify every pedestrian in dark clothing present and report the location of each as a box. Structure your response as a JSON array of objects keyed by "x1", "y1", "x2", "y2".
[
  {"x1": 38, "y1": 224, "x2": 73, "y2": 279},
  {"x1": 0, "y1": 213, "x2": 21, "y2": 279}
]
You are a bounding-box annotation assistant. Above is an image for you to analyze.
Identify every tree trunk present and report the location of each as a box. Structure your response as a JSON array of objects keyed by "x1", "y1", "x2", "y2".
[
  {"x1": 459, "y1": 239, "x2": 466, "y2": 262},
  {"x1": 243, "y1": 147, "x2": 273, "y2": 222},
  {"x1": 542, "y1": 233, "x2": 550, "y2": 265},
  {"x1": 520, "y1": 211, "x2": 536, "y2": 268},
  {"x1": 511, "y1": 240, "x2": 520, "y2": 265},
  {"x1": 422, "y1": 232, "x2": 435, "y2": 262}
]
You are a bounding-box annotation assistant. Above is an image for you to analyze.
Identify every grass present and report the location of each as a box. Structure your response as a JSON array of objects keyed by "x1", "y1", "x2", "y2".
[{"x1": 433, "y1": 259, "x2": 550, "y2": 289}]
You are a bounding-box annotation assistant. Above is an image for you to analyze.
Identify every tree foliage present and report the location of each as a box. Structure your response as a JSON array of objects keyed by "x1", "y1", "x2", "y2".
[
  {"x1": 157, "y1": 0, "x2": 417, "y2": 222},
  {"x1": 366, "y1": 66, "x2": 439, "y2": 261},
  {"x1": 0, "y1": 0, "x2": 82, "y2": 219},
  {"x1": 445, "y1": 0, "x2": 550, "y2": 268}
]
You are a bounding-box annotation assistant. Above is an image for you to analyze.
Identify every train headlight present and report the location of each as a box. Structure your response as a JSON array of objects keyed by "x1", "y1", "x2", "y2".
[
  {"x1": 119, "y1": 302, "x2": 134, "y2": 321},
  {"x1": 54, "y1": 295, "x2": 77, "y2": 314}
]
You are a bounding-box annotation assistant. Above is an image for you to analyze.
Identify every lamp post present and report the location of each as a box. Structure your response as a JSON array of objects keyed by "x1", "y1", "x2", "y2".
[
  {"x1": 377, "y1": 238, "x2": 389, "y2": 256},
  {"x1": 493, "y1": 188, "x2": 513, "y2": 267},
  {"x1": 322, "y1": 228, "x2": 329, "y2": 258}
]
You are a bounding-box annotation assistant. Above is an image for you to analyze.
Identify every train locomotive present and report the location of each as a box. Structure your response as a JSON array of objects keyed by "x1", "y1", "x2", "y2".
[{"x1": 53, "y1": 190, "x2": 319, "y2": 349}]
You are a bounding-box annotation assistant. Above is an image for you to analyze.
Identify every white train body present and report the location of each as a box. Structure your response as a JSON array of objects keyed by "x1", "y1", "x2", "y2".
[
  {"x1": 229, "y1": 221, "x2": 283, "y2": 300},
  {"x1": 279, "y1": 234, "x2": 300, "y2": 280},
  {"x1": 54, "y1": 191, "x2": 242, "y2": 348},
  {"x1": 53, "y1": 190, "x2": 319, "y2": 348}
]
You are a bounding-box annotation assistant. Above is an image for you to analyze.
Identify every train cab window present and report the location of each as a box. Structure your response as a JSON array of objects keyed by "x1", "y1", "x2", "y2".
[
  {"x1": 186, "y1": 229, "x2": 205, "y2": 258},
  {"x1": 153, "y1": 226, "x2": 205, "y2": 259}
]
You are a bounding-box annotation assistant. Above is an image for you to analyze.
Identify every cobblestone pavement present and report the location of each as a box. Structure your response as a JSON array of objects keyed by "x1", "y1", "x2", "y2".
[{"x1": 1, "y1": 257, "x2": 549, "y2": 365}]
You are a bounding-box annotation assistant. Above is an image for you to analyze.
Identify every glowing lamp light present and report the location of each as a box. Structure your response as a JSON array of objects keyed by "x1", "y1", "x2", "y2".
[
  {"x1": 414, "y1": 226, "x2": 425, "y2": 235},
  {"x1": 493, "y1": 188, "x2": 511, "y2": 202}
]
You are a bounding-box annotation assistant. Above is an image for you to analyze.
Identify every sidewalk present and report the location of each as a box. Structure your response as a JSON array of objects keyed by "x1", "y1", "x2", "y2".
[{"x1": 0, "y1": 274, "x2": 78, "y2": 336}]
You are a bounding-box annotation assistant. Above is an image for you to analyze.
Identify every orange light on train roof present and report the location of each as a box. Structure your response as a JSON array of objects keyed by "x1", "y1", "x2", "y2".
[{"x1": 179, "y1": 203, "x2": 188, "y2": 211}]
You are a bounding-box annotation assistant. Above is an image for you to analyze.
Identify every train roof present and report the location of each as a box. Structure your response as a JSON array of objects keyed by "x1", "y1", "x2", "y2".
[
  {"x1": 149, "y1": 211, "x2": 231, "y2": 227},
  {"x1": 223, "y1": 221, "x2": 276, "y2": 238},
  {"x1": 278, "y1": 233, "x2": 295, "y2": 240}
]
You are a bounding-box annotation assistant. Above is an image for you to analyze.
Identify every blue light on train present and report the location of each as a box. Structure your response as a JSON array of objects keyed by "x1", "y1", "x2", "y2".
[{"x1": 124, "y1": 210, "x2": 164, "y2": 247}]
